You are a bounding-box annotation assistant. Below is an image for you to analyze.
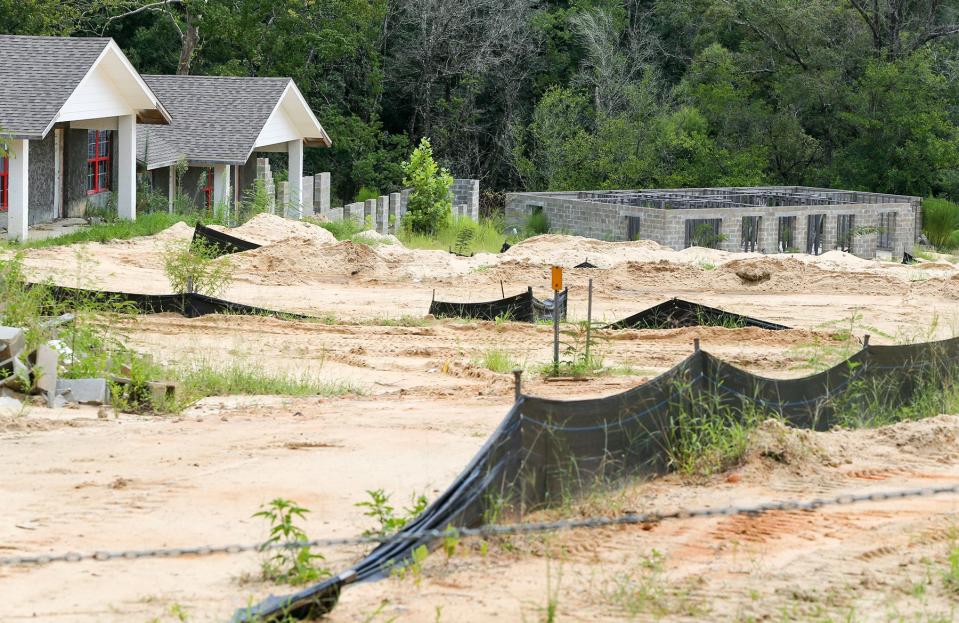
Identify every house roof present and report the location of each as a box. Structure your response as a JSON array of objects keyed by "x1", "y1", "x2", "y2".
[
  {"x1": 137, "y1": 75, "x2": 331, "y2": 170},
  {"x1": 0, "y1": 35, "x2": 170, "y2": 140}
]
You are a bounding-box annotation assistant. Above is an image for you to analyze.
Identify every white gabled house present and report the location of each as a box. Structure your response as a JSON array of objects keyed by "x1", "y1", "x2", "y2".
[
  {"x1": 0, "y1": 35, "x2": 171, "y2": 240},
  {"x1": 136, "y1": 75, "x2": 331, "y2": 216}
]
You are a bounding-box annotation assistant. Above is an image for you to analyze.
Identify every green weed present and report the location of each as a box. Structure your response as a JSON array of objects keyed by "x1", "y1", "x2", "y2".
[
  {"x1": 475, "y1": 349, "x2": 519, "y2": 373},
  {"x1": 355, "y1": 489, "x2": 429, "y2": 537},
  {"x1": 4, "y1": 212, "x2": 199, "y2": 249},
  {"x1": 253, "y1": 498, "x2": 330, "y2": 585}
]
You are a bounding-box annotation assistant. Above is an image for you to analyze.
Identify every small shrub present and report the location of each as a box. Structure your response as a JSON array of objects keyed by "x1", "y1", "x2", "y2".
[
  {"x1": 402, "y1": 137, "x2": 453, "y2": 235},
  {"x1": 253, "y1": 498, "x2": 330, "y2": 585},
  {"x1": 162, "y1": 237, "x2": 233, "y2": 297},
  {"x1": 476, "y1": 349, "x2": 518, "y2": 373}
]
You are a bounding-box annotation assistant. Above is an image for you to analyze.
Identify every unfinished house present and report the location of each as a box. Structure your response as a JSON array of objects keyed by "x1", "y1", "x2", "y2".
[
  {"x1": 0, "y1": 35, "x2": 171, "y2": 240},
  {"x1": 506, "y1": 187, "x2": 921, "y2": 259},
  {"x1": 136, "y1": 75, "x2": 331, "y2": 218}
]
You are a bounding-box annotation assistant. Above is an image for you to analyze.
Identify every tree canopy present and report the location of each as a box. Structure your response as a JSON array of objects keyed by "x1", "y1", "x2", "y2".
[{"x1": 8, "y1": 0, "x2": 959, "y2": 202}]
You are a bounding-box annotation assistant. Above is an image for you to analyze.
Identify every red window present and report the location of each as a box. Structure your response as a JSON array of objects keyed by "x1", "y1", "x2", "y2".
[
  {"x1": 0, "y1": 156, "x2": 7, "y2": 213},
  {"x1": 86, "y1": 130, "x2": 112, "y2": 194},
  {"x1": 204, "y1": 168, "x2": 213, "y2": 211}
]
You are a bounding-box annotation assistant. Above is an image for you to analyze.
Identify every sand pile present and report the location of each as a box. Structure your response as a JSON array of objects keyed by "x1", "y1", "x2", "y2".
[
  {"x1": 219, "y1": 213, "x2": 336, "y2": 246},
  {"x1": 148, "y1": 221, "x2": 196, "y2": 244},
  {"x1": 503, "y1": 234, "x2": 673, "y2": 268},
  {"x1": 227, "y1": 238, "x2": 387, "y2": 285},
  {"x1": 352, "y1": 230, "x2": 401, "y2": 246}
]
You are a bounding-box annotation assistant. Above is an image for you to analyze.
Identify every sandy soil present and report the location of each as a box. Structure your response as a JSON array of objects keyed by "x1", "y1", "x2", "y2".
[{"x1": 3, "y1": 222, "x2": 959, "y2": 622}]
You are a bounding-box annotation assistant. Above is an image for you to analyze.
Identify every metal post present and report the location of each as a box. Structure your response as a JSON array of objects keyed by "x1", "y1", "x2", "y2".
[
  {"x1": 186, "y1": 275, "x2": 194, "y2": 294},
  {"x1": 585, "y1": 278, "x2": 593, "y2": 362},
  {"x1": 501, "y1": 280, "x2": 505, "y2": 298},
  {"x1": 693, "y1": 338, "x2": 700, "y2": 352},
  {"x1": 553, "y1": 293, "x2": 560, "y2": 375},
  {"x1": 863, "y1": 334, "x2": 870, "y2": 347},
  {"x1": 513, "y1": 368, "x2": 523, "y2": 402}
]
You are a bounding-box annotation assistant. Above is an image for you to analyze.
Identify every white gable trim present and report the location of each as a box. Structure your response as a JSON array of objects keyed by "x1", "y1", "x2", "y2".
[
  {"x1": 251, "y1": 81, "x2": 331, "y2": 157},
  {"x1": 42, "y1": 40, "x2": 170, "y2": 139}
]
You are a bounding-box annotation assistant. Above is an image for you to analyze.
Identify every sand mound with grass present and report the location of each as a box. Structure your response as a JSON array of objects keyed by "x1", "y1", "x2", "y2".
[
  {"x1": 219, "y1": 213, "x2": 336, "y2": 246},
  {"x1": 227, "y1": 238, "x2": 387, "y2": 285},
  {"x1": 352, "y1": 230, "x2": 401, "y2": 246}
]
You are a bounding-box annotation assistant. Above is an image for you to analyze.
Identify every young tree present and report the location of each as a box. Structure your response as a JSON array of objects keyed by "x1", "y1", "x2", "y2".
[{"x1": 402, "y1": 138, "x2": 453, "y2": 235}]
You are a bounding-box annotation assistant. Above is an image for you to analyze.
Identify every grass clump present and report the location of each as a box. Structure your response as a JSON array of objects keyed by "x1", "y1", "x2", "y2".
[
  {"x1": 310, "y1": 217, "x2": 365, "y2": 241},
  {"x1": 922, "y1": 197, "x2": 959, "y2": 250},
  {"x1": 475, "y1": 349, "x2": 520, "y2": 373}
]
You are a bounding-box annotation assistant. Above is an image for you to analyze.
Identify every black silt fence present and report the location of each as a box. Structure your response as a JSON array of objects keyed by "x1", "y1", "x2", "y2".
[
  {"x1": 192, "y1": 223, "x2": 261, "y2": 257},
  {"x1": 429, "y1": 287, "x2": 567, "y2": 323},
  {"x1": 606, "y1": 298, "x2": 788, "y2": 331},
  {"x1": 236, "y1": 336, "x2": 959, "y2": 622},
  {"x1": 41, "y1": 285, "x2": 313, "y2": 321}
]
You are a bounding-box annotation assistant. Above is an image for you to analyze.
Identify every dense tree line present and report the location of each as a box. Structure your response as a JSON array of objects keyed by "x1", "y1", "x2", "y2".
[{"x1": 7, "y1": 0, "x2": 959, "y2": 204}]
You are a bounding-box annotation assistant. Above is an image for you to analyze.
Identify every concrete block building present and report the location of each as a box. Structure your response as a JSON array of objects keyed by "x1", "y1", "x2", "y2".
[{"x1": 506, "y1": 187, "x2": 921, "y2": 259}]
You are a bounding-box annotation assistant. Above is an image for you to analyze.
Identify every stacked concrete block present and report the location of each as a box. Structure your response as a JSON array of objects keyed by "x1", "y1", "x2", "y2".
[
  {"x1": 346, "y1": 202, "x2": 364, "y2": 225},
  {"x1": 451, "y1": 179, "x2": 480, "y2": 220},
  {"x1": 277, "y1": 181, "x2": 290, "y2": 217},
  {"x1": 363, "y1": 199, "x2": 376, "y2": 229},
  {"x1": 390, "y1": 192, "x2": 402, "y2": 233},
  {"x1": 255, "y1": 158, "x2": 276, "y2": 214},
  {"x1": 300, "y1": 175, "x2": 314, "y2": 218},
  {"x1": 328, "y1": 207, "x2": 344, "y2": 221},
  {"x1": 315, "y1": 172, "x2": 331, "y2": 217},
  {"x1": 376, "y1": 196, "x2": 389, "y2": 233}
]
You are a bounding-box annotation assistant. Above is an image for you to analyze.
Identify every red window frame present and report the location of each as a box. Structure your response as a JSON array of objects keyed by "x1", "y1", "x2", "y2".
[
  {"x1": 0, "y1": 155, "x2": 7, "y2": 213},
  {"x1": 204, "y1": 168, "x2": 213, "y2": 211},
  {"x1": 86, "y1": 130, "x2": 112, "y2": 194}
]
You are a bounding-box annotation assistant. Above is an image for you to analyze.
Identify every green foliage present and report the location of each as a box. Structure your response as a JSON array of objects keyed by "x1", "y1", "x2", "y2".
[
  {"x1": 253, "y1": 498, "x2": 330, "y2": 585},
  {"x1": 475, "y1": 349, "x2": 519, "y2": 374},
  {"x1": 0, "y1": 254, "x2": 53, "y2": 350},
  {"x1": 355, "y1": 489, "x2": 429, "y2": 538},
  {"x1": 399, "y1": 217, "x2": 504, "y2": 255},
  {"x1": 310, "y1": 217, "x2": 365, "y2": 241},
  {"x1": 402, "y1": 138, "x2": 453, "y2": 235},
  {"x1": 922, "y1": 197, "x2": 959, "y2": 250},
  {"x1": 161, "y1": 237, "x2": 234, "y2": 297},
  {"x1": 354, "y1": 186, "x2": 380, "y2": 203},
  {"x1": 525, "y1": 211, "x2": 550, "y2": 237}
]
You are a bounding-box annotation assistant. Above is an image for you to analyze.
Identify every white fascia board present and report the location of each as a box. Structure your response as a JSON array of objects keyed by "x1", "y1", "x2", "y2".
[
  {"x1": 42, "y1": 40, "x2": 171, "y2": 139},
  {"x1": 250, "y1": 81, "x2": 331, "y2": 159}
]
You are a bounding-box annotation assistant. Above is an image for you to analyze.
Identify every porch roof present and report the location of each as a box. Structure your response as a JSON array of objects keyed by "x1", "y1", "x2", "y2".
[{"x1": 0, "y1": 35, "x2": 170, "y2": 140}]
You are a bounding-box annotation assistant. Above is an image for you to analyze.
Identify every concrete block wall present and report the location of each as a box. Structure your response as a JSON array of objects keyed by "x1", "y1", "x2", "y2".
[
  {"x1": 506, "y1": 191, "x2": 916, "y2": 259},
  {"x1": 390, "y1": 192, "x2": 402, "y2": 231},
  {"x1": 255, "y1": 158, "x2": 276, "y2": 214},
  {"x1": 399, "y1": 179, "x2": 479, "y2": 221},
  {"x1": 376, "y1": 196, "x2": 388, "y2": 233},
  {"x1": 300, "y1": 175, "x2": 314, "y2": 218},
  {"x1": 328, "y1": 207, "x2": 343, "y2": 221}
]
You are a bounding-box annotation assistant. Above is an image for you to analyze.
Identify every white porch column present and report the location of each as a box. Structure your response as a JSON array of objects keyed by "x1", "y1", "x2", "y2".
[
  {"x1": 7, "y1": 139, "x2": 29, "y2": 242},
  {"x1": 212, "y1": 164, "x2": 230, "y2": 220},
  {"x1": 167, "y1": 164, "x2": 176, "y2": 213},
  {"x1": 117, "y1": 114, "x2": 136, "y2": 220},
  {"x1": 287, "y1": 139, "x2": 303, "y2": 219}
]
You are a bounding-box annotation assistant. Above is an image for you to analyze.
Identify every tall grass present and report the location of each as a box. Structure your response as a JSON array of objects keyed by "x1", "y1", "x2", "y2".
[
  {"x1": 399, "y1": 216, "x2": 505, "y2": 255},
  {"x1": 475, "y1": 349, "x2": 519, "y2": 373},
  {"x1": 923, "y1": 197, "x2": 959, "y2": 250}
]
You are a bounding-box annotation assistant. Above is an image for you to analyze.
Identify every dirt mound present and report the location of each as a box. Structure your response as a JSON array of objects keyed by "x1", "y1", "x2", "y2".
[
  {"x1": 222, "y1": 213, "x2": 336, "y2": 246},
  {"x1": 227, "y1": 238, "x2": 387, "y2": 285},
  {"x1": 352, "y1": 230, "x2": 401, "y2": 246},
  {"x1": 724, "y1": 258, "x2": 773, "y2": 283},
  {"x1": 149, "y1": 221, "x2": 196, "y2": 243},
  {"x1": 503, "y1": 234, "x2": 673, "y2": 268},
  {"x1": 742, "y1": 419, "x2": 838, "y2": 476}
]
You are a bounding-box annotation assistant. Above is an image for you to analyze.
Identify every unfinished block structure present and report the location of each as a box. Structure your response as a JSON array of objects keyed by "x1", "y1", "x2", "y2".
[{"x1": 506, "y1": 186, "x2": 921, "y2": 259}]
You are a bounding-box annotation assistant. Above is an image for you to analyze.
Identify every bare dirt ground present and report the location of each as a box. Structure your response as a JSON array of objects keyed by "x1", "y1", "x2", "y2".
[{"x1": 3, "y1": 218, "x2": 959, "y2": 622}]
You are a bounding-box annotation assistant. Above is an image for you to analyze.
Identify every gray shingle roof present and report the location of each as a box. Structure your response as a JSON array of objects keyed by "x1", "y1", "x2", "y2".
[
  {"x1": 137, "y1": 75, "x2": 298, "y2": 169},
  {"x1": 0, "y1": 35, "x2": 111, "y2": 139}
]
